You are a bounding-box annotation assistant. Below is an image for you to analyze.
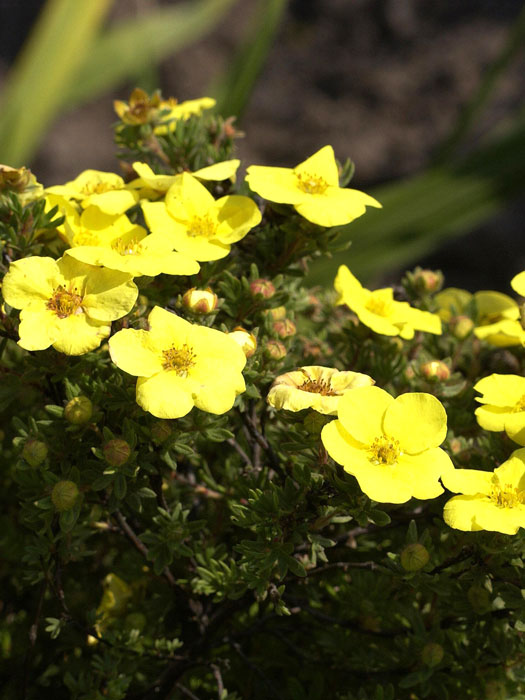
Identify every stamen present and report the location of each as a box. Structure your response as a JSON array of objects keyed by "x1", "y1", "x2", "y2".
[
  {"x1": 295, "y1": 171, "x2": 328, "y2": 195},
  {"x1": 111, "y1": 237, "x2": 142, "y2": 256},
  {"x1": 80, "y1": 181, "x2": 116, "y2": 196},
  {"x1": 367, "y1": 435, "x2": 401, "y2": 466},
  {"x1": 298, "y1": 373, "x2": 338, "y2": 396},
  {"x1": 162, "y1": 344, "x2": 196, "y2": 377},
  {"x1": 187, "y1": 215, "x2": 216, "y2": 239},
  {"x1": 46, "y1": 286, "x2": 83, "y2": 319},
  {"x1": 366, "y1": 296, "x2": 392, "y2": 317},
  {"x1": 490, "y1": 477, "x2": 524, "y2": 508},
  {"x1": 513, "y1": 394, "x2": 525, "y2": 413}
]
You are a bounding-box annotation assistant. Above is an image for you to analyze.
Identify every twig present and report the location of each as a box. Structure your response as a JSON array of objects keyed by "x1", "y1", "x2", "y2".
[
  {"x1": 227, "y1": 437, "x2": 253, "y2": 468},
  {"x1": 174, "y1": 683, "x2": 202, "y2": 700},
  {"x1": 211, "y1": 664, "x2": 225, "y2": 698},
  {"x1": 243, "y1": 410, "x2": 284, "y2": 476}
]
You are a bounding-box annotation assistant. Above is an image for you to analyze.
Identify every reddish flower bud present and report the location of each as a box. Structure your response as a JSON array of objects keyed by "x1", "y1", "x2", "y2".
[
  {"x1": 51, "y1": 480, "x2": 79, "y2": 511},
  {"x1": 273, "y1": 319, "x2": 296, "y2": 339},
  {"x1": 151, "y1": 421, "x2": 173, "y2": 445},
  {"x1": 266, "y1": 306, "x2": 286, "y2": 321},
  {"x1": 182, "y1": 287, "x2": 218, "y2": 314},
  {"x1": 412, "y1": 268, "x2": 443, "y2": 294},
  {"x1": 420, "y1": 360, "x2": 450, "y2": 381},
  {"x1": 265, "y1": 340, "x2": 287, "y2": 360},
  {"x1": 449, "y1": 315, "x2": 474, "y2": 340},
  {"x1": 103, "y1": 439, "x2": 131, "y2": 467},
  {"x1": 229, "y1": 327, "x2": 257, "y2": 357},
  {"x1": 250, "y1": 279, "x2": 275, "y2": 299},
  {"x1": 64, "y1": 396, "x2": 93, "y2": 425}
]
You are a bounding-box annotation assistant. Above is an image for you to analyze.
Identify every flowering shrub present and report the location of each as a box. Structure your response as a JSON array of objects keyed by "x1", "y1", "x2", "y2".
[{"x1": 1, "y1": 92, "x2": 525, "y2": 699}]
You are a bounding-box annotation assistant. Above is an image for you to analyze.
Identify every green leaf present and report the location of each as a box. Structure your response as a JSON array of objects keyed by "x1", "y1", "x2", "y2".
[
  {"x1": 113, "y1": 473, "x2": 127, "y2": 500},
  {"x1": 0, "y1": 0, "x2": 113, "y2": 165},
  {"x1": 65, "y1": 0, "x2": 238, "y2": 110},
  {"x1": 204, "y1": 428, "x2": 234, "y2": 442}
]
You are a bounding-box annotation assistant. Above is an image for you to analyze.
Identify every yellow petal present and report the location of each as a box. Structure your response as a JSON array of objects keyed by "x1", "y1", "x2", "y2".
[
  {"x1": 444, "y1": 495, "x2": 524, "y2": 534},
  {"x1": 245, "y1": 166, "x2": 305, "y2": 204},
  {"x1": 338, "y1": 385, "x2": 394, "y2": 445},
  {"x1": 474, "y1": 290, "x2": 519, "y2": 322},
  {"x1": 109, "y1": 329, "x2": 164, "y2": 377},
  {"x1": 474, "y1": 373, "x2": 525, "y2": 407},
  {"x1": 504, "y1": 413, "x2": 525, "y2": 446},
  {"x1": 401, "y1": 306, "x2": 442, "y2": 335},
  {"x1": 268, "y1": 385, "x2": 319, "y2": 412},
  {"x1": 136, "y1": 372, "x2": 195, "y2": 418},
  {"x1": 193, "y1": 378, "x2": 245, "y2": 414},
  {"x1": 83, "y1": 189, "x2": 139, "y2": 216},
  {"x1": 294, "y1": 146, "x2": 339, "y2": 187},
  {"x1": 443, "y1": 495, "x2": 489, "y2": 532},
  {"x1": 395, "y1": 448, "x2": 452, "y2": 500},
  {"x1": 214, "y1": 195, "x2": 261, "y2": 243},
  {"x1": 383, "y1": 393, "x2": 447, "y2": 453},
  {"x1": 495, "y1": 449, "x2": 525, "y2": 490},
  {"x1": 193, "y1": 159, "x2": 240, "y2": 181},
  {"x1": 321, "y1": 419, "x2": 366, "y2": 468},
  {"x1": 18, "y1": 307, "x2": 59, "y2": 350},
  {"x1": 2, "y1": 257, "x2": 58, "y2": 309},
  {"x1": 441, "y1": 468, "x2": 493, "y2": 495},
  {"x1": 147, "y1": 306, "x2": 193, "y2": 347},
  {"x1": 353, "y1": 464, "x2": 414, "y2": 504},
  {"x1": 81, "y1": 267, "x2": 138, "y2": 322},
  {"x1": 52, "y1": 314, "x2": 110, "y2": 355},
  {"x1": 165, "y1": 173, "x2": 215, "y2": 218},
  {"x1": 511, "y1": 270, "x2": 525, "y2": 296},
  {"x1": 475, "y1": 404, "x2": 508, "y2": 432},
  {"x1": 294, "y1": 187, "x2": 381, "y2": 227},
  {"x1": 334, "y1": 265, "x2": 366, "y2": 306}
]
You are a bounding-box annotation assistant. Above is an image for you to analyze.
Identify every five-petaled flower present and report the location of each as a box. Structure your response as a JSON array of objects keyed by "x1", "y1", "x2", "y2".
[
  {"x1": 142, "y1": 173, "x2": 261, "y2": 261},
  {"x1": 109, "y1": 306, "x2": 247, "y2": 419},
  {"x1": 474, "y1": 374, "x2": 525, "y2": 446},
  {"x1": 245, "y1": 145, "x2": 381, "y2": 227},
  {"x1": 321, "y1": 385, "x2": 453, "y2": 503},
  {"x1": 335, "y1": 265, "x2": 442, "y2": 339},
  {"x1": 442, "y1": 449, "x2": 525, "y2": 534},
  {"x1": 268, "y1": 365, "x2": 374, "y2": 415},
  {"x1": 2, "y1": 256, "x2": 138, "y2": 354}
]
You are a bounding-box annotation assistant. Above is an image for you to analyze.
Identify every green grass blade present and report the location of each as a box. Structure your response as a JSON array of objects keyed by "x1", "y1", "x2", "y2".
[
  {"x1": 212, "y1": 0, "x2": 288, "y2": 120},
  {"x1": 0, "y1": 0, "x2": 113, "y2": 166},
  {"x1": 64, "y1": 0, "x2": 238, "y2": 110},
  {"x1": 307, "y1": 117, "x2": 525, "y2": 286}
]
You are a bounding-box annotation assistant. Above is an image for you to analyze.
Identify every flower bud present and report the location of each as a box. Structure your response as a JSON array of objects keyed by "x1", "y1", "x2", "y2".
[
  {"x1": 412, "y1": 268, "x2": 443, "y2": 294},
  {"x1": 22, "y1": 439, "x2": 48, "y2": 467},
  {"x1": 266, "y1": 306, "x2": 286, "y2": 321},
  {"x1": 151, "y1": 421, "x2": 173, "y2": 445},
  {"x1": 400, "y1": 543, "x2": 429, "y2": 571},
  {"x1": 273, "y1": 319, "x2": 296, "y2": 339},
  {"x1": 421, "y1": 642, "x2": 444, "y2": 667},
  {"x1": 420, "y1": 360, "x2": 450, "y2": 381},
  {"x1": 51, "y1": 480, "x2": 79, "y2": 511},
  {"x1": 250, "y1": 279, "x2": 275, "y2": 299},
  {"x1": 265, "y1": 339, "x2": 287, "y2": 360},
  {"x1": 449, "y1": 315, "x2": 474, "y2": 340},
  {"x1": 64, "y1": 396, "x2": 93, "y2": 425},
  {"x1": 103, "y1": 439, "x2": 131, "y2": 467},
  {"x1": 229, "y1": 327, "x2": 257, "y2": 358},
  {"x1": 182, "y1": 287, "x2": 218, "y2": 314}
]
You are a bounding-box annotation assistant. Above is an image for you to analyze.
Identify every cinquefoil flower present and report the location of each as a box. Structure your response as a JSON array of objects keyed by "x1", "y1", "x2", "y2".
[
  {"x1": 268, "y1": 366, "x2": 374, "y2": 415},
  {"x1": 335, "y1": 266, "x2": 441, "y2": 339},
  {"x1": 245, "y1": 145, "x2": 381, "y2": 227},
  {"x1": 129, "y1": 160, "x2": 240, "y2": 199},
  {"x1": 2, "y1": 256, "x2": 138, "y2": 354},
  {"x1": 142, "y1": 173, "x2": 261, "y2": 261},
  {"x1": 321, "y1": 386, "x2": 453, "y2": 503},
  {"x1": 47, "y1": 170, "x2": 139, "y2": 216},
  {"x1": 442, "y1": 449, "x2": 525, "y2": 534},
  {"x1": 154, "y1": 97, "x2": 216, "y2": 135},
  {"x1": 474, "y1": 374, "x2": 525, "y2": 446},
  {"x1": 109, "y1": 306, "x2": 246, "y2": 418}
]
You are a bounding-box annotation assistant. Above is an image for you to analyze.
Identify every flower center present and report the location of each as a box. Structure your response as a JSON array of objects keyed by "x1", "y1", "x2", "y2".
[
  {"x1": 367, "y1": 435, "x2": 401, "y2": 466},
  {"x1": 366, "y1": 296, "x2": 392, "y2": 317},
  {"x1": 46, "y1": 286, "x2": 83, "y2": 319},
  {"x1": 162, "y1": 344, "x2": 196, "y2": 377},
  {"x1": 73, "y1": 229, "x2": 100, "y2": 247},
  {"x1": 295, "y1": 171, "x2": 328, "y2": 195},
  {"x1": 489, "y1": 479, "x2": 524, "y2": 509},
  {"x1": 513, "y1": 394, "x2": 525, "y2": 412},
  {"x1": 299, "y1": 377, "x2": 338, "y2": 396},
  {"x1": 80, "y1": 181, "x2": 117, "y2": 196},
  {"x1": 111, "y1": 237, "x2": 142, "y2": 256},
  {"x1": 187, "y1": 215, "x2": 216, "y2": 239}
]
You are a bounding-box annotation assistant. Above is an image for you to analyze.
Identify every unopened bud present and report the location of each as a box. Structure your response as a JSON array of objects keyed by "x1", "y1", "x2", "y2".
[
  {"x1": 266, "y1": 306, "x2": 286, "y2": 321},
  {"x1": 51, "y1": 480, "x2": 79, "y2": 511},
  {"x1": 449, "y1": 437, "x2": 462, "y2": 455},
  {"x1": 421, "y1": 642, "x2": 444, "y2": 667},
  {"x1": 450, "y1": 315, "x2": 474, "y2": 340},
  {"x1": 273, "y1": 319, "x2": 296, "y2": 339},
  {"x1": 64, "y1": 396, "x2": 93, "y2": 425},
  {"x1": 229, "y1": 327, "x2": 257, "y2": 358},
  {"x1": 182, "y1": 287, "x2": 218, "y2": 314},
  {"x1": 400, "y1": 543, "x2": 429, "y2": 571},
  {"x1": 250, "y1": 279, "x2": 275, "y2": 300},
  {"x1": 103, "y1": 439, "x2": 131, "y2": 467},
  {"x1": 151, "y1": 421, "x2": 173, "y2": 445},
  {"x1": 412, "y1": 268, "x2": 443, "y2": 294},
  {"x1": 265, "y1": 340, "x2": 287, "y2": 360},
  {"x1": 22, "y1": 439, "x2": 48, "y2": 467},
  {"x1": 467, "y1": 585, "x2": 491, "y2": 614},
  {"x1": 421, "y1": 360, "x2": 450, "y2": 381}
]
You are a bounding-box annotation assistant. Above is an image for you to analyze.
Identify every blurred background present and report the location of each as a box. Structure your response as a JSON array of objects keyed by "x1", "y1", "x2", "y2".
[{"x1": 1, "y1": 0, "x2": 525, "y2": 289}]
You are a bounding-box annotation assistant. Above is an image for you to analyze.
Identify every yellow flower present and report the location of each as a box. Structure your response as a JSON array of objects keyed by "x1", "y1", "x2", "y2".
[
  {"x1": 228, "y1": 327, "x2": 257, "y2": 358},
  {"x1": 61, "y1": 205, "x2": 142, "y2": 248},
  {"x1": 442, "y1": 449, "x2": 525, "y2": 534},
  {"x1": 154, "y1": 96, "x2": 216, "y2": 135},
  {"x1": 2, "y1": 256, "x2": 138, "y2": 355},
  {"x1": 268, "y1": 366, "x2": 374, "y2": 415},
  {"x1": 142, "y1": 173, "x2": 261, "y2": 261},
  {"x1": 321, "y1": 385, "x2": 453, "y2": 503},
  {"x1": 108, "y1": 306, "x2": 246, "y2": 419},
  {"x1": 511, "y1": 271, "x2": 525, "y2": 296},
  {"x1": 128, "y1": 160, "x2": 241, "y2": 199},
  {"x1": 245, "y1": 145, "x2": 381, "y2": 227},
  {"x1": 474, "y1": 374, "x2": 525, "y2": 446},
  {"x1": 113, "y1": 87, "x2": 161, "y2": 125},
  {"x1": 46, "y1": 170, "x2": 139, "y2": 216},
  {"x1": 0, "y1": 164, "x2": 43, "y2": 205},
  {"x1": 335, "y1": 266, "x2": 441, "y2": 339}
]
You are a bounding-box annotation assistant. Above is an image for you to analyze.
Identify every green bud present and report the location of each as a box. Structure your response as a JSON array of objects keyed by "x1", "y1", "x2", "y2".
[
  {"x1": 22, "y1": 439, "x2": 48, "y2": 467},
  {"x1": 151, "y1": 421, "x2": 173, "y2": 445},
  {"x1": 51, "y1": 480, "x2": 79, "y2": 511},
  {"x1": 400, "y1": 543, "x2": 429, "y2": 571},
  {"x1": 450, "y1": 315, "x2": 474, "y2": 340},
  {"x1": 421, "y1": 642, "x2": 444, "y2": 667},
  {"x1": 103, "y1": 439, "x2": 131, "y2": 467},
  {"x1": 64, "y1": 396, "x2": 93, "y2": 425}
]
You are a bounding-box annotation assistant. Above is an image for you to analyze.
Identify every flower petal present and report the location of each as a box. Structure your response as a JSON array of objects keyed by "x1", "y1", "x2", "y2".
[
  {"x1": 109, "y1": 329, "x2": 163, "y2": 377},
  {"x1": 395, "y1": 448, "x2": 453, "y2": 500},
  {"x1": 81, "y1": 267, "x2": 138, "y2": 321},
  {"x1": 337, "y1": 385, "x2": 394, "y2": 445},
  {"x1": 294, "y1": 187, "x2": 381, "y2": 227},
  {"x1": 2, "y1": 257, "x2": 58, "y2": 309},
  {"x1": 136, "y1": 373, "x2": 195, "y2": 418},
  {"x1": 441, "y1": 468, "x2": 493, "y2": 496},
  {"x1": 383, "y1": 393, "x2": 447, "y2": 453},
  {"x1": 245, "y1": 165, "x2": 304, "y2": 204},
  {"x1": 18, "y1": 307, "x2": 59, "y2": 350},
  {"x1": 52, "y1": 314, "x2": 110, "y2": 355},
  {"x1": 474, "y1": 373, "x2": 525, "y2": 406},
  {"x1": 214, "y1": 195, "x2": 261, "y2": 243},
  {"x1": 294, "y1": 146, "x2": 339, "y2": 186}
]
